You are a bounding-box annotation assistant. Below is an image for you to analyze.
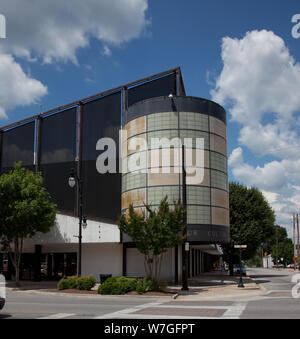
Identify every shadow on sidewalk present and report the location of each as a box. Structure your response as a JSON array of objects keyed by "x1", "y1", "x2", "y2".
[{"x1": 6, "y1": 280, "x2": 58, "y2": 291}]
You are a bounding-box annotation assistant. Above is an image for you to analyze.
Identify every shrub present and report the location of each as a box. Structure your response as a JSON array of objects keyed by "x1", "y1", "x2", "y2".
[
  {"x1": 98, "y1": 276, "x2": 137, "y2": 295},
  {"x1": 77, "y1": 276, "x2": 96, "y2": 291},
  {"x1": 57, "y1": 276, "x2": 78, "y2": 290},
  {"x1": 136, "y1": 277, "x2": 156, "y2": 295},
  {"x1": 158, "y1": 281, "x2": 168, "y2": 293}
]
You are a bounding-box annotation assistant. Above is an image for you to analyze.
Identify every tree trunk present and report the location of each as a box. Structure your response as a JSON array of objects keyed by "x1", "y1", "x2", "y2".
[
  {"x1": 9, "y1": 237, "x2": 22, "y2": 287},
  {"x1": 229, "y1": 260, "x2": 234, "y2": 277}
]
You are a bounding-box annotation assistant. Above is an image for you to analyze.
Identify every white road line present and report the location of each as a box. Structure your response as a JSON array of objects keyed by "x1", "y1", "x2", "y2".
[
  {"x1": 38, "y1": 313, "x2": 75, "y2": 319},
  {"x1": 94, "y1": 302, "x2": 164, "y2": 319},
  {"x1": 223, "y1": 303, "x2": 247, "y2": 319},
  {"x1": 95, "y1": 301, "x2": 248, "y2": 319}
]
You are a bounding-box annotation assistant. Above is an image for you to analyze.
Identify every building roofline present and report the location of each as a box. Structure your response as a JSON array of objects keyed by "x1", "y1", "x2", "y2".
[{"x1": 1, "y1": 66, "x2": 184, "y2": 131}]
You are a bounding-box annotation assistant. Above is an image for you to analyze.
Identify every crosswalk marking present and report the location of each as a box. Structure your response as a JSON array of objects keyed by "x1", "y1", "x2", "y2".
[{"x1": 38, "y1": 313, "x2": 75, "y2": 319}]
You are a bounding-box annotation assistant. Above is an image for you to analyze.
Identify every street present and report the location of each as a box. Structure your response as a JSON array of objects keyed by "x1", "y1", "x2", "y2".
[{"x1": 0, "y1": 268, "x2": 299, "y2": 319}]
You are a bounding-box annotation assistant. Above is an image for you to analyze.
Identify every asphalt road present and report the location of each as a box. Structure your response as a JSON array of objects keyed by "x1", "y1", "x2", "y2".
[{"x1": 0, "y1": 268, "x2": 299, "y2": 319}]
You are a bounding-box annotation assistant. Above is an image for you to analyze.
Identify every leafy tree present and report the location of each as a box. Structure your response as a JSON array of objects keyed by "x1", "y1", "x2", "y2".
[
  {"x1": 118, "y1": 197, "x2": 185, "y2": 283},
  {"x1": 0, "y1": 163, "x2": 56, "y2": 286},
  {"x1": 269, "y1": 225, "x2": 294, "y2": 266},
  {"x1": 223, "y1": 182, "x2": 275, "y2": 275}
]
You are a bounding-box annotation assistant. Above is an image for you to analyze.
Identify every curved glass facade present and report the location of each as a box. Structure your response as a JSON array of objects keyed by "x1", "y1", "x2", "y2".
[{"x1": 122, "y1": 96, "x2": 229, "y2": 244}]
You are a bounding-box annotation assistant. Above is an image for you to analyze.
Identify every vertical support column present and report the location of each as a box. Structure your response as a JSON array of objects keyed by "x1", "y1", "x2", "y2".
[
  {"x1": 35, "y1": 117, "x2": 42, "y2": 174},
  {"x1": 76, "y1": 103, "x2": 83, "y2": 217},
  {"x1": 123, "y1": 87, "x2": 128, "y2": 123},
  {"x1": 34, "y1": 245, "x2": 42, "y2": 281}
]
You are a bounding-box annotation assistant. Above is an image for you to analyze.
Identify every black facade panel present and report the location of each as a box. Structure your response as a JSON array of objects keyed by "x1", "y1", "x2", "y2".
[
  {"x1": 2, "y1": 122, "x2": 35, "y2": 168},
  {"x1": 125, "y1": 96, "x2": 226, "y2": 125},
  {"x1": 40, "y1": 108, "x2": 77, "y2": 164},
  {"x1": 40, "y1": 109, "x2": 77, "y2": 214},
  {"x1": 40, "y1": 162, "x2": 76, "y2": 214},
  {"x1": 128, "y1": 73, "x2": 177, "y2": 107},
  {"x1": 82, "y1": 92, "x2": 121, "y2": 223}
]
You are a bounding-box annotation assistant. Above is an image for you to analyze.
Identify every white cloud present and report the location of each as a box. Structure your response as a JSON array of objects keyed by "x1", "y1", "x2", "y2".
[
  {"x1": 0, "y1": 0, "x2": 149, "y2": 63},
  {"x1": 0, "y1": 54, "x2": 47, "y2": 119},
  {"x1": 211, "y1": 30, "x2": 300, "y2": 234},
  {"x1": 102, "y1": 45, "x2": 112, "y2": 57},
  {"x1": 211, "y1": 30, "x2": 300, "y2": 126},
  {"x1": 0, "y1": 1, "x2": 149, "y2": 119}
]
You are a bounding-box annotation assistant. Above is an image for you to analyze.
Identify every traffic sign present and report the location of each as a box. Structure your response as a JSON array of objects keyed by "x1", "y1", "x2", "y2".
[
  {"x1": 234, "y1": 245, "x2": 247, "y2": 249},
  {"x1": 293, "y1": 256, "x2": 298, "y2": 263}
]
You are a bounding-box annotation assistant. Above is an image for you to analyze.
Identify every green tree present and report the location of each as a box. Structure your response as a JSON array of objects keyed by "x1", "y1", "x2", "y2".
[
  {"x1": 0, "y1": 163, "x2": 56, "y2": 286},
  {"x1": 223, "y1": 182, "x2": 275, "y2": 275},
  {"x1": 269, "y1": 225, "x2": 294, "y2": 266},
  {"x1": 118, "y1": 197, "x2": 185, "y2": 283}
]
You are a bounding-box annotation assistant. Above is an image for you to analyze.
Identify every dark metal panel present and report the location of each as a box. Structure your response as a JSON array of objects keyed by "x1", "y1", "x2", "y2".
[
  {"x1": 40, "y1": 108, "x2": 77, "y2": 165},
  {"x1": 128, "y1": 73, "x2": 177, "y2": 107},
  {"x1": 40, "y1": 108, "x2": 77, "y2": 214},
  {"x1": 40, "y1": 162, "x2": 76, "y2": 214},
  {"x1": 1, "y1": 122, "x2": 35, "y2": 168},
  {"x1": 81, "y1": 92, "x2": 122, "y2": 223},
  {"x1": 125, "y1": 96, "x2": 227, "y2": 125}
]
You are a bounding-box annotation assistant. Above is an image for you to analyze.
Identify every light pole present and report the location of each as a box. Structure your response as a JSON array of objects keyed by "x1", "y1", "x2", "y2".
[
  {"x1": 181, "y1": 144, "x2": 189, "y2": 291},
  {"x1": 68, "y1": 168, "x2": 87, "y2": 277},
  {"x1": 234, "y1": 245, "x2": 247, "y2": 288}
]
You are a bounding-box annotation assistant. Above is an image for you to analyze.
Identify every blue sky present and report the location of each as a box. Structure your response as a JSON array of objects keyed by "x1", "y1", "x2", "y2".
[{"x1": 0, "y1": 0, "x2": 300, "y2": 234}]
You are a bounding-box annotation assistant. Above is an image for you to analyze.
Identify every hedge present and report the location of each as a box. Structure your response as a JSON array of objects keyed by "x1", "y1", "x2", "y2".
[{"x1": 57, "y1": 275, "x2": 96, "y2": 291}]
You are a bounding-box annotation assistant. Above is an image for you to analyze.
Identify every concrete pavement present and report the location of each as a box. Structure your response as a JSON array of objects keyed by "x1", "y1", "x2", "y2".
[{"x1": 1, "y1": 268, "x2": 299, "y2": 319}]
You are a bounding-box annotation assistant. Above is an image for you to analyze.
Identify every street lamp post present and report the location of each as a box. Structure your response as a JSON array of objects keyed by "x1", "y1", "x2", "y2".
[
  {"x1": 234, "y1": 245, "x2": 247, "y2": 288},
  {"x1": 68, "y1": 168, "x2": 87, "y2": 277},
  {"x1": 181, "y1": 145, "x2": 189, "y2": 291}
]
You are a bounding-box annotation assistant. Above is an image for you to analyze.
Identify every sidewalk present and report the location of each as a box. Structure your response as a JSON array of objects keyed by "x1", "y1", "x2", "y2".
[
  {"x1": 5, "y1": 271, "x2": 264, "y2": 300},
  {"x1": 168, "y1": 271, "x2": 263, "y2": 299}
]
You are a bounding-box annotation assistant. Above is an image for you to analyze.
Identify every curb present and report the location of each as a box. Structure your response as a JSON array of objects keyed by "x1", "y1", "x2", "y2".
[
  {"x1": 5, "y1": 288, "x2": 174, "y2": 299},
  {"x1": 248, "y1": 276, "x2": 268, "y2": 294}
]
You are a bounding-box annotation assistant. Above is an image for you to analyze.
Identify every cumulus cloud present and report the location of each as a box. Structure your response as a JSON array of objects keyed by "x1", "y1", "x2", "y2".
[
  {"x1": 211, "y1": 30, "x2": 300, "y2": 126},
  {"x1": 0, "y1": 0, "x2": 149, "y2": 119},
  {"x1": 0, "y1": 54, "x2": 47, "y2": 119},
  {"x1": 211, "y1": 30, "x2": 300, "y2": 233},
  {"x1": 0, "y1": 0, "x2": 149, "y2": 63}
]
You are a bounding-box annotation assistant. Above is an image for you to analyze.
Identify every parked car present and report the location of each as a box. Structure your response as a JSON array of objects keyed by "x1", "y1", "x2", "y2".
[
  {"x1": 287, "y1": 263, "x2": 299, "y2": 269},
  {"x1": 0, "y1": 275, "x2": 5, "y2": 310},
  {"x1": 233, "y1": 264, "x2": 247, "y2": 276},
  {"x1": 273, "y1": 264, "x2": 285, "y2": 268}
]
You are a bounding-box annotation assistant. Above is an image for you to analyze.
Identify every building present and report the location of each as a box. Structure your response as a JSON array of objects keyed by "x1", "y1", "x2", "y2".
[{"x1": 0, "y1": 67, "x2": 229, "y2": 282}]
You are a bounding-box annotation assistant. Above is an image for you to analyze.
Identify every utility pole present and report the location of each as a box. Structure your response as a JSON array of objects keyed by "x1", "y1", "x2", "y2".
[
  {"x1": 293, "y1": 214, "x2": 296, "y2": 259},
  {"x1": 276, "y1": 227, "x2": 279, "y2": 270},
  {"x1": 297, "y1": 214, "x2": 300, "y2": 272}
]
